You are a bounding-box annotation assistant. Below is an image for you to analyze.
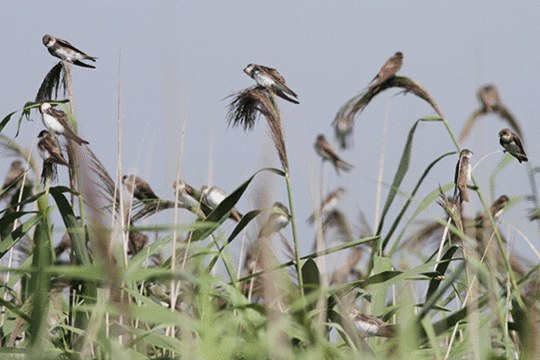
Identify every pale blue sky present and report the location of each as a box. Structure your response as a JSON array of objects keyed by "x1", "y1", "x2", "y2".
[{"x1": 2, "y1": 2, "x2": 539, "y2": 266}]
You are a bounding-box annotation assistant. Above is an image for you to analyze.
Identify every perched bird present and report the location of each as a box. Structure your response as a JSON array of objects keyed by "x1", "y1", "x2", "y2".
[
  {"x1": 37, "y1": 130, "x2": 69, "y2": 184},
  {"x1": 39, "y1": 103, "x2": 89, "y2": 146},
  {"x1": 128, "y1": 231, "x2": 148, "y2": 255},
  {"x1": 499, "y1": 128, "x2": 527, "y2": 163},
  {"x1": 122, "y1": 175, "x2": 159, "y2": 200},
  {"x1": 314, "y1": 134, "x2": 353, "y2": 174},
  {"x1": 201, "y1": 185, "x2": 243, "y2": 222},
  {"x1": 347, "y1": 306, "x2": 396, "y2": 338},
  {"x1": 454, "y1": 149, "x2": 473, "y2": 203},
  {"x1": 172, "y1": 180, "x2": 213, "y2": 218},
  {"x1": 258, "y1": 202, "x2": 291, "y2": 238},
  {"x1": 243, "y1": 63, "x2": 299, "y2": 104},
  {"x1": 369, "y1": 52, "x2": 403, "y2": 91},
  {"x1": 490, "y1": 195, "x2": 509, "y2": 218},
  {"x1": 42, "y1": 34, "x2": 97, "y2": 69},
  {"x1": 477, "y1": 85, "x2": 501, "y2": 113},
  {"x1": 307, "y1": 187, "x2": 345, "y2": 224},
  {"x1": 37, "y1": 130, "x2": 69, "y2": 167},
  {"x1": 332, "y1": 115, "x2": 354, "y2": 150},
  {"x1": 2, "y1": 160, "x2": 24, "y2": 191}
]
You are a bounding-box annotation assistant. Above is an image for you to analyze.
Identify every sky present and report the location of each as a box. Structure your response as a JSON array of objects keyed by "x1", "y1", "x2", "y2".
[{"x1": 1, "y1": 2, "x2": 540, "y2": 270}]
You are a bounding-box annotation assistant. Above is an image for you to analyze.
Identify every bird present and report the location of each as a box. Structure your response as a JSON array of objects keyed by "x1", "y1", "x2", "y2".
[
  {"x1": 2, "y1": 160, "x2": 25, "y2": 191},
  {"x1": 37, "y1": 130, "x2": 69, "y2": 184},
  {"x1": 332, "y1": 115, "x2": 354, "y2": 149},
  {"x1": 490, "y1": 195, "x2": 509, "y2": 218},
  {"x1": 477, "y1": 85, "x2": 501, "y2": 113},
  {"x1": 258, "y1": 202, "x2": 291, "y2": 238},
  {"x1": 499, "y1": 128, "x2": 527, "y2": 163},
  {"x1": 307, "y1": 187, "x2": 345, "y2": 224},
  {"x1": 201, "y1": 185, "x2": 243, "y2": 222},
  {"x1": 172, "y1": 180, "x2": 213, "y2": 217},
  {"x1": 39, "y1": 103, "x2": 89, "y2": 146},
  {"x1": 122, "y1": 175, "x2": 159, "y2": 200},
  {"x1": 369, "y1": 52, "x2": 403, "y2": 91},
  {"x1": 454, "y1": 149, "x2": 473, "y2": 203},
  {"x1": 347, "y1": 306, "x2": 396, "y2": 338},
  {"x1": 314, "y1": 134, "x2": 353, "y2": 174},
  {"x1": 42, "y1": 34, "x2": 97, "y2": 69},
  {"x1": 37, "y1": 130, "x2": 69, "y2": 167},
  {"x1": 243, "y1": 63, "x2": 299, "y2": 104},
  {"x1": 128, "y1": 231, "x2": 148, "y2": 255}
]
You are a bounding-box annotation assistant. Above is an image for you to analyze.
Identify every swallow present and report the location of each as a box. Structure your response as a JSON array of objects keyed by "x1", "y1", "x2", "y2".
[
  {"x1": 128, "y1": 231, "x2": 148, "y2": 255},
  {"x1": 332, "y1": 115, "x2": 354, "y2": 149},
  {"x1": 454, "y1": 149, "x2": 473, "y2": 203},
  {"x1": 347, "y1": 306, "x2": 396, "y2": 338},
  {"x1": 243, "y1": 63, "x2": 299, "y2": 104},
  {"x1": 201, "y1": 185, "x2": 243, "y2": 222},
  {"x1": 369, "y1": 52, "x2": 403, "y2": 91},
  {"x1": 499, "y1": 128, "x2": 527, "y2": 163},
  {"x1": 122, "y1": 175, "x2": 159, "y2": 200},
  {"x1": 2, "y1": 160, "x2": 24, "y2": 191},
  {"x1": 42, "y1": 34, "x2": 97, "y2": 69},
  {"x1": 490, "y1": 195, "x2": 509, "y2": 218},
  {"x1": 314, "y1": 134, "x2": 353, "y2": 174},
  {"x1": 39, "y1": 103, "x2": 89, "y2": 146},
  {"x1": 172, "y1": 180, "x2": 213, "y2": 217},
  {"x1": 258, "y1": 202, "x2": 291, "y2": 238},
  {"x1": 477, "y1": 85, "x2": 500, "y2": 113},
  {"x1": 307, "y1": 187, "x2": 345, "y2": 224},
  {"x1": 37, "y1": 130, "x2": 69, "y2": 167}
]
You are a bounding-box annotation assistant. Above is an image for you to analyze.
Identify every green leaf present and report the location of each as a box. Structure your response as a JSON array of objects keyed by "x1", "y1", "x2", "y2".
[
  {"x1": 0, "y1": 214, "x2": 42, "y2": 258},
  {"x1": 301, "y1": 258, "x2": 320, "y2": 297},
  {"x1": 424, "y1": 245, "x2": 459, "y2": 302},
  {"x1": 49, "y1": 186, "x2": 90, "y2": 265}
]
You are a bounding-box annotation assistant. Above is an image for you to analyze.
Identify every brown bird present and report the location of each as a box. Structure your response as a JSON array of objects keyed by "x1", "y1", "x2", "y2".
[
  {"x1": 42, "y1": 34, "x2": 97, "y2": 69},
  {"x1": 258, "y1": 202, "x2": 291, "y2": 238},
  {"x1": 122, "y1": 175, "x2": 159, "y2": 200},
  {"x1": 243, "y1": 63, "x2": 299, "y2": 104},
  {"x1": 128, "y1": 231, "x2": 148, "y2": 255},
  {"x1": 307, "y1": 187, "x2": 345, "y2": 224},
  {"x1": 2, "y1": 160, "x2": 25, "y2": 191},
  {"x1": 477, "y1": 85, "x2": 500, "y2": 113},
  {"x1": 490, "y1": 195, "x2": 509, "y2": 218},
  {"x1": 347, "y1": 306, "x2": 396, "y2": 338},
  {"x1": 454, "y1": 149, "x2": 473, "y2": 203},
  {"x1": 201, "y1": 185, "x2": 243, "y2": 222},
  {"x1": 37, "y1": 130, "x2": 69, "y2": 167},
  {"x1": 369, "y1": 52, "x2": 403, "y2": 90},
  {"x1": 314, "y1": 134, "x2": 353, "y2": 174},
  {"x1": 37, "y1": 130, "x2": 69, "y2": 184},
  {"x1": 39, "y1": 103, "x2": 89, "y2": 146},
  {"x1": 499, "y1": 128, "x2": 527, "y2": 163}
]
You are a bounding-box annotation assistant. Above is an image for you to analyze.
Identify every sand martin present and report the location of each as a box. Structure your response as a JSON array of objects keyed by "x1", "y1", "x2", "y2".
[
  {"x1": 477, "y1": 85, "x2": 500, "y2": 113},
  {"x1": 42, "y1": 34, "x2": 97, "y2": 69},
  {"x1": 243, "y1": 63, "x2": 299, "y2": 104},
  {"x1": 332, "y1": 116, "x2": 354, "y2": 149},
  {"x1": 347, "y1": 306, "x2": 396, "y2": 338},
  {"x1": 454, "y1": 149, "x2": 473, "y2": 203},
  {"x1": 37, "y1": 130, "x2": 69, "y2": 167},
  {"x1": 2, "y1": 160, "x2": 24, "y2": 191},
  {"x1": 258, "y1": 202, "x2": 291, "y2": 238},
  {"x1": 201, "y1": 185, "x2": 243, "y2": 222},
  {"x1": 490, "y1": 195, "x2": 509, "y2": 218},
  {"x1": 499, "y1": 128, "x2": 527, "y2": 163},
  {"x1": 173, "y1": 180, "x2": 213, "y2": 217},
  {"x1": 307, "y1": 187, "x2": 345, "y2": 224},
  {"x1": 369, "y1": 52, "x2": 403, "y2": 91},
  {"x1": 314, "y1": 134, "x2": 353, "y2": 174},
  {"x1": 128, "y1": 231, "x2": 148, "y2": 255},
  {"x1": 122, "y1": 175, "x2": 159, "y2": 200},
  {"x1": 39, "y1": 103, "x2": 89, "y2": 146}
]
